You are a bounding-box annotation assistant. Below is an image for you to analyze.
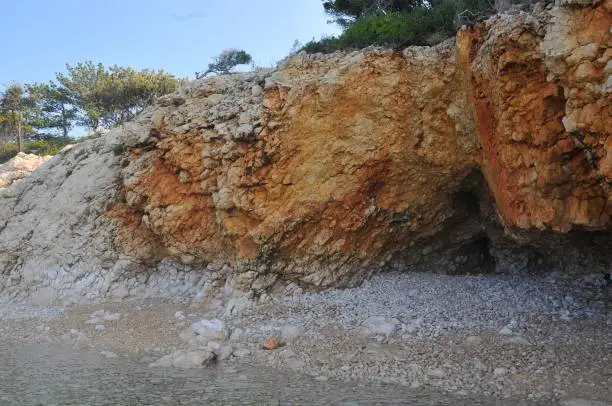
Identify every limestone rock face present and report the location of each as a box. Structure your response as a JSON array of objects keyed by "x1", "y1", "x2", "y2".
[
  {"x1": 0, "y1": 152, "x2": 51, "y2": 190},
  {"x1": 109, "y1": 43, "x2": 479, "y2": 289},
  {"x1": 0, "y1": 1, "x2": 610, "y2": 302},
  {"x1": 458, "y1": 0, "x2": 611, "y2": 232}
]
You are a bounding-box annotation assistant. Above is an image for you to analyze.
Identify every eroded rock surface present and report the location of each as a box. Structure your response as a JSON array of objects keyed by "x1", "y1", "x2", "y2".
[
  {"x1": 0, "y1": 0, "x2": 610, "y2": 303},
  {"x1": 0, "y1": 152, "x2": 51, "y2": 190}
]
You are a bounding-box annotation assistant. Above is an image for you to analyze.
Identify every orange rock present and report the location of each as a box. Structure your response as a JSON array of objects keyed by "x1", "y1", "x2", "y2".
[
  {"x1": 263, "y1": 336, "x2": 283, "y2": 350},
  {"x1": 106, "y1": 0, "x2": 611, "y2": 291}
]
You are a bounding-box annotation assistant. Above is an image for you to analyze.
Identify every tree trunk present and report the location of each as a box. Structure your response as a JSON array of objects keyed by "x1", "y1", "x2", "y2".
[
  {"x1": 17, "y1": 113, "x2": 23, "y2": 152},
  {"x1": 61, "y1": 105, "x2": 68, "y2": 138}
]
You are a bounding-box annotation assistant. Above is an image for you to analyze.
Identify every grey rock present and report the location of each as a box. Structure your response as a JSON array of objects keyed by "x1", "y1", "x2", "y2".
[
  {"x1": 100, "y1": 351, "x2": 118, "y2": 359},
  {"x1": 559, "y1": 400, "x2": 611, "y2": 406},
  {"x1": 463, "y1": 335, "x2": 483, "y2": 347},
  {"x1": 361, "y1": 316, "x2": 399, "y2": 338},
  {"x1": 180, "y1": 319, "x2": 227, "y2": 344},
  {"x1": 493, "y1": 367, "x2": 508, "y2": 377},
  {"x1": 233, "y1": 348, "x2": 252, "y2": 358},
  {"x1": 427, "y1": 368, "x2": 446, "y2": 379},
  {"x1": 149, "y1": 350, "x2": 216, "y2": 369},
  {"x1": 229, "y1": 327, "x2": 244, "y2": 342},
  {"x1": 86, "y1": 310, "x2": 121, "y2": 324},
  {"x1": 216, "y1": 345, "x2": 234, "y2": 360},
  {"x1": 504, "y1": 336, "x2": 531, "y2": 345}
]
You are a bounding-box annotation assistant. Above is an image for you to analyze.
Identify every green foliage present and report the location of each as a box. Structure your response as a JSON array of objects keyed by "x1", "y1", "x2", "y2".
[
  {"x1": 322, "y1": 0, "x2": 422, "y2": 27},
  {"x1": 0, "y1": 83, "x2": 38, "y2": 151},
  {"x1": 112, "y1": 143, "x2": 124, "y2": 156},
  {"x1": 0, "y1": 136, "x2": 74, "y2": 164},
  {"x1": 0, "y1": 150, "x2": 18, "y2": 164},
  {"x1": 196, "y1": 49, "x2": 253, "y2": 78},
  {"x1": 0, "y1": 189, "x2": 15, "y2": 199},
  {"x1": 306, "y1": 0, "x2": 497, "y2": 53},
  {"x1": 26, "y1": 82, "x2": 77, "y2": 137},
  {"x1": 56, "y1": 62, "x2": 184, "y2": 133},
  {"x1": 24, "y1": 137, "x2": 73, "y2": 155}
]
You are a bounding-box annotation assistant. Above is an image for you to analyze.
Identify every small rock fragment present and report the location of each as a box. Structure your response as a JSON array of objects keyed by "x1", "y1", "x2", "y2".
[
  {"x1": 100, "y1": 351, "x2": 118, "y2": 359},
  {"x1": 263, "y1": 336, "x2": 283, "y2": 350},
  {"x1": 493, "y1": 367, "x2": 508, "y2": 377},
  {"x1": 427, "y1": 368, "x2": 445, "y2": 379},
  {"x1": 233, "y1": 348, "x2": 252, "y2": 358},
  {"x1": 463, "y1": 335, "x2": 483, "y2": 347}
]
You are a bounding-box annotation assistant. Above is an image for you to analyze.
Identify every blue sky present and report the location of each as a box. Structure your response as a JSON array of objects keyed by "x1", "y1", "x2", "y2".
[{"x1": 1, "y1": 0, "x2": 341, "y2": 85}]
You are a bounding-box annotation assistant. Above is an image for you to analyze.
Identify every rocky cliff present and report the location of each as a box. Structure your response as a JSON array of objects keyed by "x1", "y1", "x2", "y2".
[{"x1": 0, "y1": 0, "x2": 610, "y2": 304}]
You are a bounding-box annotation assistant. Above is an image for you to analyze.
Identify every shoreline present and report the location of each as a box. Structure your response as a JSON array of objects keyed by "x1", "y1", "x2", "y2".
[{"x1": 1, "y1": 271, "x2": 610, "y2": 404}]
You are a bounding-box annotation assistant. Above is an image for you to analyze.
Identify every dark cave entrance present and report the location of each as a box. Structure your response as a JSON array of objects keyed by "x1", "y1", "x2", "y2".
[
  {"x1": 447, "y1": 170, "x2": 496, "y2": 274},
  {"x1": 451, "y1": 235, "x2": 496, "y2": 274}
]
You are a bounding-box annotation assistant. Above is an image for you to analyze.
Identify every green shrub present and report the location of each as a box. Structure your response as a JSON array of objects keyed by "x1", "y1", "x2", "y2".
[
  {"x1": 303, "y1": 0, "x2": 497, "y2": 53},
  {"x1": 0, "y1": 150, "x2": 18, "y2": 164},
  {"x1": 0, "y1": 136, "x2": 74, "y2": 163},
  {"x1": 112, "y1": 143, "x2": 124, "y2": 156},
  {"x1": 25, "y1": 140, "x2": 63, "y2": 156}
]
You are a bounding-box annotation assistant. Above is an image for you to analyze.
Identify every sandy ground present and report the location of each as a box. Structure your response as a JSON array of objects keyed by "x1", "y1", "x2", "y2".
[{"x1": 1, "y1": 271, "x2": 610, "y2": 405}]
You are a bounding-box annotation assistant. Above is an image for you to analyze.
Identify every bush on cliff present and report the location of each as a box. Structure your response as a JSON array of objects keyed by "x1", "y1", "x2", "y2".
[
  {"x1": 303, "y1": 0, "x2": 503, "y2": 53},
  {"x1": 196, "y1": 49, "x2": 253, "y2": 78}
]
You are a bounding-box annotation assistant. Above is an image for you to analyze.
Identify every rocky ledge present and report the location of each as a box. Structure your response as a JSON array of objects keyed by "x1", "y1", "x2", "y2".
[{"x1": 0, "y1": 0, "x2": 610, "y2": 303}]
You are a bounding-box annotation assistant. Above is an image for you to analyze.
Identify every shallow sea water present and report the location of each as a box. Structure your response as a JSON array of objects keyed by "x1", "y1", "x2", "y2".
[{"x1": 0, "y1": 342, "x2": 553, "y2": 405}]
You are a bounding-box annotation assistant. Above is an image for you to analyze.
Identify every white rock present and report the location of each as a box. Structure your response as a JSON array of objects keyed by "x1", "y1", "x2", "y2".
[
  {"x1": 100, "y1": 351, "x2": 118, "y2": 359},
  {"x1": 94, "y1": 324, "x2": 105, "y2": 332},
  {"x1": 229, "y1": 328, "x2": 244, "y2": 342},
  {"x1": 225, "y1": 297, "x2": 252, "y2": 316},
  {"x1": 499, "y1": 326, "x2": 513, "y2": 335},
  {"x1": 103, "y1": 312, "x2": 121, "y2": 321},
  {"x1": 251, "y1": 85, "x2": 263, "y2": 97},
  {"x1": 233, "y1": 348, "x2": 251, "y2": 358},
  {"x1": 493, "y1": 367, "x2": 508, "y2": 377},
  {"x1": 149, "y1": 350, "x2": 216, "y2": 369},
  {"x1": 0, "y1": 152, "x2": 51, "y2": 189},
  {"x1": 173, "y1": 311, "x2": 186, "y2": 321},
  {"x1": 427, "y1": 368, "x2": 446, "y2": 379},
  {"x1": 216, "y1": 346, "x2": 234, "y2": 360},
  {"x1": 192, "y1": 319, "x2": 224, "y2": 335},
  {"x1": 86, "y1": 310, "x2": 121, "y2": 324},
  {"x1": 180, "y1": 318, "x2": 227, "y2": 345},
  {"x1": 207, "y1": 341, "x2": 222, "y2": 351},
  {"x1": 361, "y1": 316, "x2": 400, "y2": 337}
]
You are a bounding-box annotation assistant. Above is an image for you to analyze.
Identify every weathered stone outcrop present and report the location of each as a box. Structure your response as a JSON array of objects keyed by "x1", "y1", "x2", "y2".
[
  {"x1": 458, "y1": 1, "x2": 611, "y2": 232},
  {"x1": 0, "y1": 1, "x2": 609, "y2": 303},
  {"x1": 0, "y1": 152, "x2": 51, "y2": 190}
]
